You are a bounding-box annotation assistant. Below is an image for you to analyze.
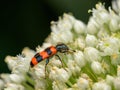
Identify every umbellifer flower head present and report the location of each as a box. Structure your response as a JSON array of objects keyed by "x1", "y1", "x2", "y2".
[{"x1": 1, "y1": 0, "x2": 120, "y2": 90}]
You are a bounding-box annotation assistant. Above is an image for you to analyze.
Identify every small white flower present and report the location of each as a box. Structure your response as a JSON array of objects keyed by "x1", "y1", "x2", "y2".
[
  {"x1": 41, "y1": 42, "x2": 52, "y2": 49},
  {"x1": 5, "y1": 55, "x2": 30, "y2": 73},
  {"x1": 75, "y1": 77, "x2": 89, "y2": 90},
  {"x1": 111, "y1": 53, "x2": 120, "y2": 65},
  {"x1": 5, "y1": 56, "x2": 17, "y2": 70},
  {"x1": 73, "y1": 20, "x2": 86, "y2": 34},
  {"x1": 74, "y1": 51, "x2": 86, "y2": 68},
  {"x1": 0, "y1": 74, "x2": 11, "y2": 83},
  {"x1": 35, "y1": 45, "x2": 43, "y2": 53},
  {"x1": 97, "y1": 27, "x2": 110, "y2": 39},
  {"x1": 109, "y1": 17, "x2": 120, "y2": 32},
  {"x1": 63, "y1": 13, "x2": 76, "y2": 25},
  {"x1": 51, "y1": 19, "x2": 72, "y2": 33},
  {"x1": 51, "y1": 13, "x2": 75, "y2": 33},
  {"x1": 12, "y1": 55, "x2": 30, "y2": 74},
  {"x1": 92, "y1": 3, "x2": 110, "y2": 25},
  {"x1": 106, "y1": 75, "x2": 114, "y2": 85},
  {"x1": 113, "y1": 77, "x2": 120, "y2": 90},
  {"x1": 98, "y1": 37, "x2": 120, "y2": 56},
  {"x1": 74, "y1": 37, "x2": 85, "y2": 50},
  {"x1": 67, "y1": 60, "x2": 81, "y2": 75},
  {"x1": 91, "y1": 61, "x2": 103, "y2": 74},
  {"x1": 84, "y1": 47, "x2": 101, "y2": 62},
  {"x1": 51, "y1": 30, "x2": 73, "y2": 43},
  {"x1": 21, "y1": 47, "x2": 35, "y2": 59},
  {"x1": 49, "y1": 66, "x2": 70, "y2": 82},
  {"x1": 92, "y1": 81, "x2": 111, "y2": 90},
  {"x1": 49, "y1": 13, "x2": 77, "y2": 44},
  {"x1": 50, "y1": 57, "x2": 62, "y2": 67},
  {"x1": 0, "y1": 79, "x2": 4, "y2": 89},
  {"x1": 35, "y1": 79, "x2": 47, "y2": 90},
  {"x1": 9, "y1": 74, "x2": 25, "y2": 84},
  {"x1": 52, "y1": 81, "x2": 67, "y2": 90},
  {"x1": 85, "y1": 34, "x2": 98, "y2": 47},
  {"x1": 33, "y1": 64, "x2": 45, "y2": 78},
  {"x1": 87, "y1": 17, "x2": 99, "y2": 35},
  {"x1": 112, "y1": 0, "x2": 120, "y2": 13},
  {"x1": 4, "y1": 83, "x2": 24, "y2": 90}
]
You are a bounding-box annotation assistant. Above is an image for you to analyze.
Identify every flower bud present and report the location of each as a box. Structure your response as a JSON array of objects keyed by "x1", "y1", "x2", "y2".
[
  {"x1": 51, "y1": 30, "x2": 73, "y2": 43},
  {"x1": 113, "y1": 77, "x2": 120, "y2": 90},
  {"x1": 5, "y1": 56, "x2": 17, "y2": 70},
  {"x1": 33, "y1": 64, "x2": 45, "y2": 78},
  {"x1": 67, "y1": 60, "x2": 81, "y2": 75},
  {"x1": 76, "y1": 77, "x2": 89, "y2": 90},
  {"x1": 109, "y1": 18, "x2": 120, "y2": 32},
  {"x1": 84, "y1": 47, "x2": 101, "y2": 62},
  {"x1": 9, "y1": 74, "x2": 25, "y2": 84},
  {"x1": 4, "y1": 83, "x2": 24, "y2": 90},
  {"x1": 85, "y1": 34, "x2": 98, "y2": 47},
  {"x1": 112, "y1": 0, "x2": 120, "y2": 13},
  {"x1": 98, "y1": 37, "x2": 120, "y2": 56},
  {"x1": 91, "y1": 61, "x2": 103, "y2": 74},
  {"x1": 49, "y1": 66, "x2": 70, "y2": 82},
  {"x1": 106, "y1": 75, "x2": 114, "y2": 85},
  {"x1": 74, "y1": 37, "x2": 85, "y2": 50},
  {"x1": 74, "y1": 51, "x2": 86, "y2": 68},
  {"x1": 0, "y1": 79, "x2": 4, "y2": 89},
  {"x1": 93, "y1": 3, "x2": 110, "y2": 25},
  {"x1": 87, "y1": 17, "x2": 99, "y2": 35},
  {"x1": 35, "y1": 79, "x2": 47, "y2": 90},
  {"x1": 1, "y1": 74, "x2": 11, "y2": 83},
  {"x1": 92, "y1": 81, "x2": 111, "y2": 90},
  {"x1": 111, "y1": 53, "x2": 120, "y2": 65},
  {"x1": 52, "y1": 81, "x2": 67, "y2": 90},
  {"x1": 74, "y1": 20, "x2": 86, "y2": 34}
]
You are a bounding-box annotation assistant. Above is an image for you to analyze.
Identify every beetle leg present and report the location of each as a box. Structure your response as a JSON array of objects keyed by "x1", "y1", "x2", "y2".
[
  {"x1": 55, "y1": 54, "x2": 64, "y2": 67},
  {"x1": 55, "y1": 54, "x2": 68, "y2": 72},
  {"x1": 45, "y1": 58, "x2": 49, "y2": 78}
]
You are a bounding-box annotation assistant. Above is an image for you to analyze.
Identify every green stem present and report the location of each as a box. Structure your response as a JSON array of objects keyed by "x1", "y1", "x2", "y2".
[
  {"x1": 87, "y1": 68, "x2": 98, "y2": 82},
  {"x1": 69, "y1": 75, "x2": 77, "y2": 84},
  {"x1": 25, "y1": 74, "x2": 35, "y2": 86},
  {"x1": 22, "y1": 82, "x2": 34, "y2": 90},
  {"x1": 66, "y1": 80, "x2": 73, "y2": 87},
  {"x1": 82, "y1": 65, "x2": 98, "y2": 82}
]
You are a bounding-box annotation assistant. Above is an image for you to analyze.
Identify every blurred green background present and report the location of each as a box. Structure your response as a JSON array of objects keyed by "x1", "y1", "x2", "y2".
[{"x1": 0, "y1": 0, "x2": 111, "y2": 73}]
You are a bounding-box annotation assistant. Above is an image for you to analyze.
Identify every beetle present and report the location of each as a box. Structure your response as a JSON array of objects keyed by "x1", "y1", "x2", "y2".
[{"x1": 30, "y1": 43, "x2": 74, "y2": 77}]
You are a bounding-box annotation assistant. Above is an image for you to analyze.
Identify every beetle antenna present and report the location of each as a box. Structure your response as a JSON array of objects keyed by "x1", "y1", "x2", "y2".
[{"x1": 68, "y1": 49, "x2": 76, "y2": 53}]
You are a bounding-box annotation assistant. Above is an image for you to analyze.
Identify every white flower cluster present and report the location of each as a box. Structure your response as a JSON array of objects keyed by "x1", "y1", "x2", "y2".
[{"x1": 1, "y1": 0, "x2": 120, "y2": 90}]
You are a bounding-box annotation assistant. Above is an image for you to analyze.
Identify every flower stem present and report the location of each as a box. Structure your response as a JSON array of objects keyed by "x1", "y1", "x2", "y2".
[
  {"x1": 66, "y1": 80, "x2": 73, "y2": 87},
  {"x1": 25, "y1": 73, "x2": 35, "y2": 86},
  {"x1": 22, "y1": 82, "x2": 34, "y2": 90},
  {"x1": 82, "y1": 65, "x2": 98, "y2": 82}
]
